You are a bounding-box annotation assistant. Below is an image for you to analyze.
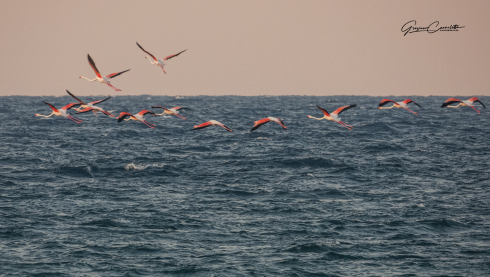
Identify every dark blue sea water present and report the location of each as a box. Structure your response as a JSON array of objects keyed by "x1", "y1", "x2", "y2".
[{"x1": 1, "y1": 95, "x2": 489, "y2": 276}]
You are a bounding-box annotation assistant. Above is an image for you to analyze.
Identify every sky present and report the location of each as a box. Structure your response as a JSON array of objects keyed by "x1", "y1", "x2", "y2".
[{"x1": 0, "y1": 0, "x2": 489, "y2": 97}]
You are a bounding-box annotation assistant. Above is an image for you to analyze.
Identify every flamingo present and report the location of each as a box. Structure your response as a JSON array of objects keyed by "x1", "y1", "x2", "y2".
[
  {"x1": 136, "y1": 42, "x2": 187, "y2": 74},
  {"x1": 79, "y1": 54, "x2": 130, "y2": 91},
  {"x1": 307, "y1": 104, "x2": 356, "y2": 130},
  {"x1": 151, "y1": 106, "x2": 189, "y2": 119},
  {"x1": 250, "y1": 117, "x2": 287, "y2": 132},
  {"x1": 378, "y1": 99, "x2": 421, "y2": 115},
  {"x1": 66, "y1": 90, "x2": 115, "y2": 117},
  {"x1": 191, "y1": 120, "x2": 233, "y2": 132},
  {"x1": 35, "y1": 101, "x2": 83, "y2": 123},
  {"x1": 441, "y1": 97, "x2": 486, "y2": 113},
  {"x1": 117, "y1": 110, "x2": 156, "y2": 128}
]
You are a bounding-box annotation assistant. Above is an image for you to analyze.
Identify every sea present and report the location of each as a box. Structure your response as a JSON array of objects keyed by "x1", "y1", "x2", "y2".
[{"x1": 1, "y1": 95, "x2": 489, "y2": 276}]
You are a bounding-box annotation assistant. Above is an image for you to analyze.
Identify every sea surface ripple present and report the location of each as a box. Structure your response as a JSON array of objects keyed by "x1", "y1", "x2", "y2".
[{"x1": 1, "y1": 95, "x2": 489, "y2": 276}]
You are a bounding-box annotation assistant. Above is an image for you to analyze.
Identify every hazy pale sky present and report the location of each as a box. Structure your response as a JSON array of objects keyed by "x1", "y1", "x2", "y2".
[{"x1": 1, "y1": 0, "x2": 489, "y2": 96}]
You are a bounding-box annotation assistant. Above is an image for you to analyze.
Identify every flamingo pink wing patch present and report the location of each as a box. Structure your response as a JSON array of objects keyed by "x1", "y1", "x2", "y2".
[
  {"x1": 316, "y1": 105, "x2": 330, "y2": 117},
  {"x1": 402, "y1": 99, "x2": 421, "y2": 107},
  {"x1": 378, "y1": 99, "x2": 396, "y2": 107},
  {"x1": 251, "y1": 118, "x2": 270, "y2": 131},
  {"x1": 441, "y1": 98, "x2": 462, "y2": 108},
  {"x1": 468, "y1": 97, "x2": 486, "y2": 108},
  {"x1": 332, "y1": 104, "x2": 356, "y2": 116},
  {"x1": 136, "y1": 110, "x2": 155, "y2": 117},
  {"x1": 61, "y1": 103, "x2": 82, "y2": 111},
  {"x1": 191, "y1": 121, "x2": 213, "y2": 130},
  {"x1": 117, "y1": 112, "x2": 133, "y2": 122}
]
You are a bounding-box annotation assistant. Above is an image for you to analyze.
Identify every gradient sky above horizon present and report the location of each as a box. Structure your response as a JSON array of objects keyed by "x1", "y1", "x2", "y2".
[{"x1": 1, "y1": 0, "x2": 489, "y2": 97}]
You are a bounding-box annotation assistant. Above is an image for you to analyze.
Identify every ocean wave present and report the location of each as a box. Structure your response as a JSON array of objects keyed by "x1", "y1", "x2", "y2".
[
  {"x1": 56, "y1": 166, "x2": 95, "y2": 178},
  {"x1": 280, "y1": 157, "x2": 335, "y2": 168},
  {"x1": 124, "y1": 163, "x2": 166, "y2": 170}
]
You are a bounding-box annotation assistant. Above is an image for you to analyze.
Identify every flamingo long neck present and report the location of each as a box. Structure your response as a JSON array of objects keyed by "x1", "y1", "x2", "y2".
[
  {"x1": 379, "y1": 105, "x2": 395, "y2": 109},
  {"x1": 446, "y1": 103, "x2": 462, "y2": 108},
  {"x1": 36, "y1": 112, "x2": 54, "y2": 118},
  {"x1": 308, "y1": 115, "x2": 327, "y2": 120},
  {"x1": 154, "y1": 112, "x2": 165, "y2": 116},
  {"x1": 80, "y1": 76, "x2": 97, "y2": 82}
]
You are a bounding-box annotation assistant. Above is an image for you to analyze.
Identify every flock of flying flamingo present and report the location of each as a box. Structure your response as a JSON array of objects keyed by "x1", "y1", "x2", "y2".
[{"x1": 35, "y1": 42, "x2": 486, "y2": 131}]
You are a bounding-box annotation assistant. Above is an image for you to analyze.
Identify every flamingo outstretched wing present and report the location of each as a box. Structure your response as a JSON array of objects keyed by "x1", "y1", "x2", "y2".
[
  {"x1": 219, "y1": 124, "x2": 233, "y2": 132},
  {"x1": 164, "y1": 49, "x2": 187, "y2": 60},
  {"x1": 136, "y1": 110, "x2": 155, "y2": 117},
  {"x1": 42, "y1": 101, "x2": 60, "y2": 113},
  {"x1": 136, "y1": 42, "x2": 157, "y2": 61},
  {"x1": 66, "y1": 90, "x2": 86, "y2": 105},
  {"x1": 151, "y1": 106, "x2": 167, "y2": 111},
  {"x1": 468, "y1": 97, "x2": 486, "y2": 108},
  {"x1": 117, "y1": 112, "x2": 133, "y2": 122},
  {"x1": 106, "y1": 69, "x2": 130, "y2": 79},
  {"x1": 316, "y1": 105, "x2": 330, "y2": 117},
  {"x1": 441, "y1": 98, "x2": 462, "y2": 108},
  {"x1": 87, "y1": 54, "x2": 102, "y2": 78},
  {"x1": 251, "y1": 118, "x2": 271, "y2": 132},
  {"x1": 76, "y1": 107, "x2": 114, "y2": 117},
  {"x1": 191, "y1": 121, "x2": 213, "y2": 130},
  {"x1": 378, "y1": 99, "x2": 396, "y2": 107},
  {"x1": 332, "y1": 104, "x2": 357, "y2": 116},
  {"x1": 61, "y1": 103, "x2": 82, "y2": 111},
  {"x1": 273, "y1": 118, "x2": 287, "y2": 130},
  {"x1": 90, "y1": 96, "x2": 111, "y2": 105},
  {"x1": 171, "y1": 106, "x2": 190, "y2": 111},
  {"x1": 402, "y1": 99, "x2": 421, "y2": 107}
]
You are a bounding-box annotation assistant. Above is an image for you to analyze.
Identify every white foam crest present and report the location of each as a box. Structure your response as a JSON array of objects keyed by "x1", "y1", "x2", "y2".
[{"x1": 125, "y1": 163, "x2": 166, "y2": 170}]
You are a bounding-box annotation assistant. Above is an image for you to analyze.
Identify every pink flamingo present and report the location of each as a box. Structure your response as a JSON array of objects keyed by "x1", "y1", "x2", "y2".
[
  {"x1": 136, "y1": 42, "x2": 187, "y2": 74},
  {"x1": 66, "y1": 90, "x2": 114, "y2": 117},
  {"x1": 191, "y1": 120, "x2": 233, "y2": 132},
  {"x1": 151, "y1": 106, "x2": 189, "y2": 119},
  {"x1": 378, "y1": 99, "x2": 421, "y2": 115},
  {"x1": 35, "y1": 102, "x2": 82, "y2": 123},
  {"x1": 79, "y1": 54, "x2": 130, "y2": 91},
  {"x1": 117, "y1": 110, "x2": 156, "y2": 128},
  {"x1": 307, "y1": 104, "x2": 356, "y2": 130},
  {"x1": 250, "y1": 117, "x2": 287, "y2": 132},
  {"x1": 441, "y1": 97, "x2": 485, "y2": 113}
]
